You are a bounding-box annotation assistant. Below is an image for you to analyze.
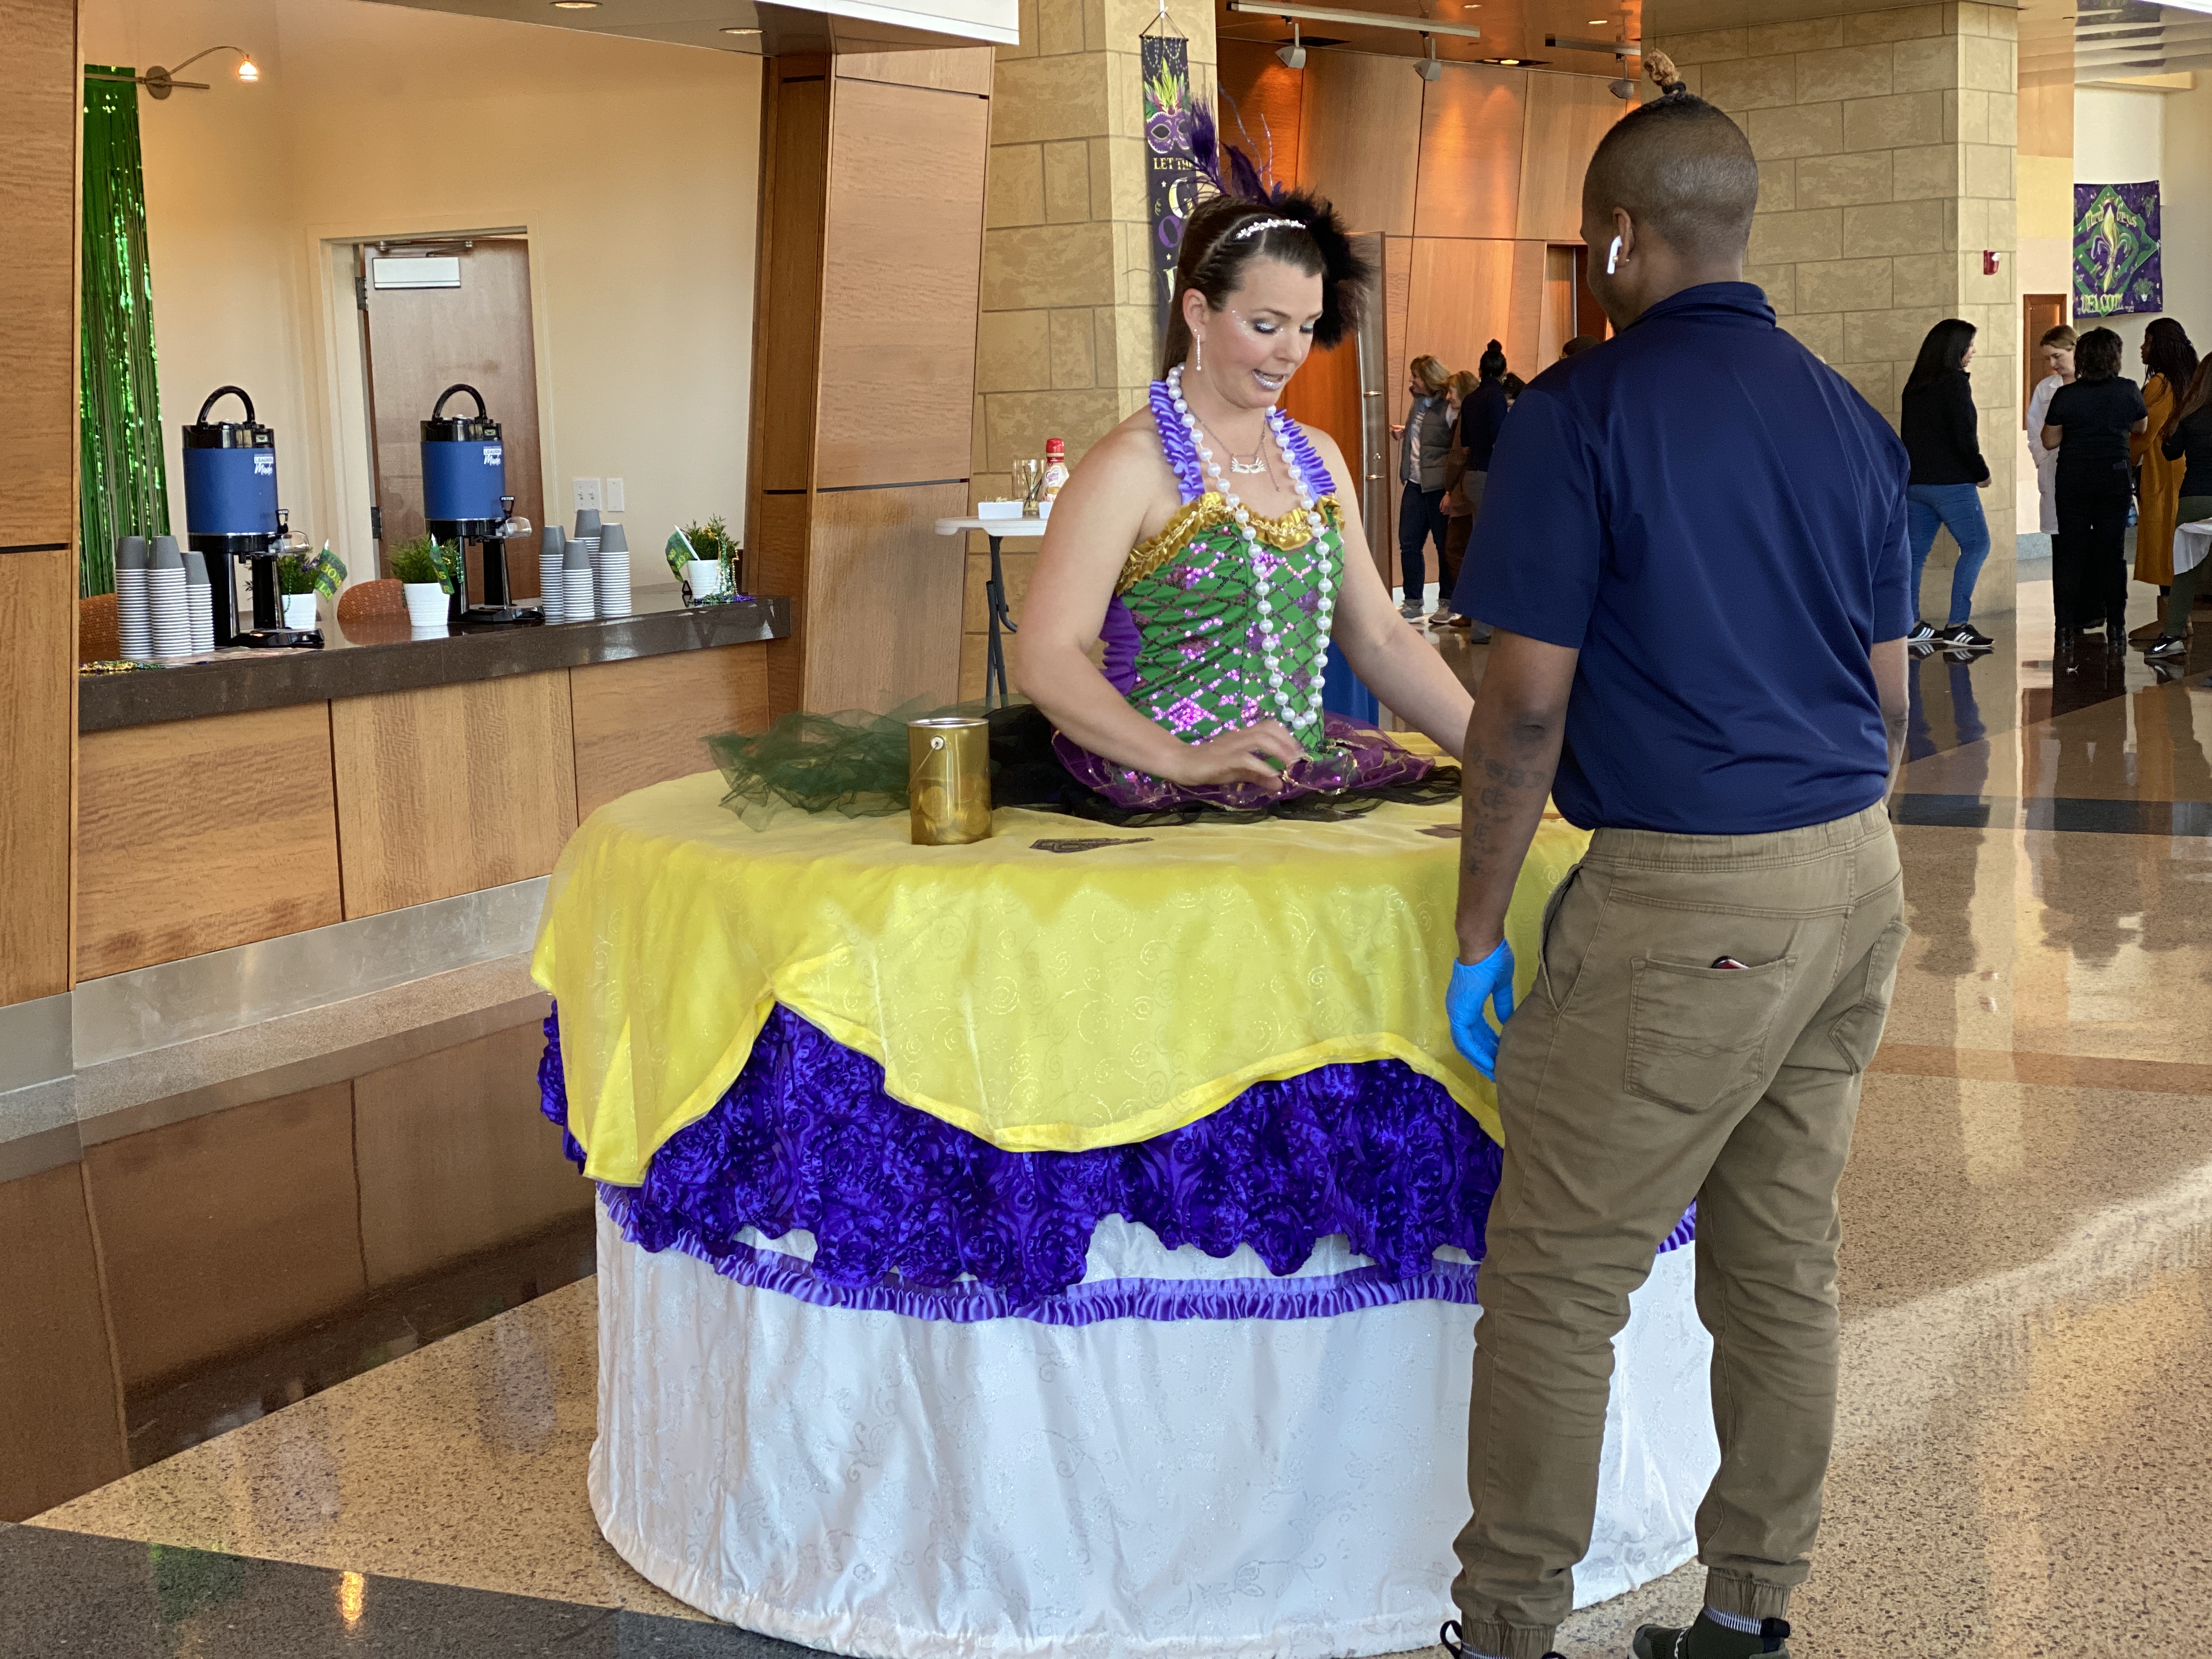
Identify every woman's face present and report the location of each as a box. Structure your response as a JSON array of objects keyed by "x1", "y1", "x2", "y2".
[
  {"x1": 2044, "y1": 343, "x2": 2075, "y2": 381},
  {"x1": 1188, "y1": 257, "x2": 1322, "y2": 411},
  {"x1": 2141, "y1": 336, "x2": 2153, "y2": 364},
  {"x1": 1961, "y1": 339, "x2": 1977, "y2": 369}
]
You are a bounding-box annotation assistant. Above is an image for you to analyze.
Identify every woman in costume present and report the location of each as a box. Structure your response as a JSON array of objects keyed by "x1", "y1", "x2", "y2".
[{"x1": 1018, "y1": 189, "x2": 1474, "y2": 812}]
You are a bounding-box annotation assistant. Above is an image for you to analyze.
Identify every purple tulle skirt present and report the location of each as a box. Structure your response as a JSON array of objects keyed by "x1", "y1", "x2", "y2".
[
  {"x1": 1053, "y1": 713, "x2": 1440, "y2": 813},
  {"x1": 543, "y1": 1003, "x2": 1696, "y2": 1316}
]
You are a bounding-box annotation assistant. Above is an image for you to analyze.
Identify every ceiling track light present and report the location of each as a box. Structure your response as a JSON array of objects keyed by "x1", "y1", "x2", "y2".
[
  {"x1": 1224, "y1": 1, "x2": 1479, "y2": 41},
  {"x1": 1417, "y1": 33, "x2": 1442, "y2": 80},
  {"x1": 1277, "y1": 19, "x2": 1307, "y2": 69},
  {"x1": 86, "y1": 44, "x2": 258, "y2": 98}
]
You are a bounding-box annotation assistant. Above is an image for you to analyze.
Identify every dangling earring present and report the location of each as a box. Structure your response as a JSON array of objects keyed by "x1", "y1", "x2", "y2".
[
  {"x1": 1195, "y1": 332, "x2": 1205, "y2": 374},
  {"x1": 1606, "y1": 235, "x2": 1623, "y2": 275}
]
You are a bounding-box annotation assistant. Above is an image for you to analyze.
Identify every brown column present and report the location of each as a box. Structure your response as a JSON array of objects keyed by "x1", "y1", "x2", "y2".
[
  {"x1": 0, "y1": 0, "x2": 80, "y2": 1007},
  {"x1": 746, "y1": 48, "x2": 995, "y2": 716}
]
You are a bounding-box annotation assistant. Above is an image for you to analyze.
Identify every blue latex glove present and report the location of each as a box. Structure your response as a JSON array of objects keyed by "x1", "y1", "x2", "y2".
[{"x1": 1448, "y1": 941, "x2": 1517, "y2": 1080}]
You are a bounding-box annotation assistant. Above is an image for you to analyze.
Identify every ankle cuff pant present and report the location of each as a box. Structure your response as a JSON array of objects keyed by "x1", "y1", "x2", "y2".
[{"x1": 1451, "y1": 805, "x2": 1907, "y2": 1659}]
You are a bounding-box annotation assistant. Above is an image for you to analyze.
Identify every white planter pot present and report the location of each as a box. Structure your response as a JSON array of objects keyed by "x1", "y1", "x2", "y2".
[
  {"x1": 684, "y1": 560, "x2": 724, "y2": 601},
  {"x1": 282, "y1": 592, "x2": 319, "y2": 631},
  {"x1": 402, "y1": 583, "x2": 449, "y2": 625}
]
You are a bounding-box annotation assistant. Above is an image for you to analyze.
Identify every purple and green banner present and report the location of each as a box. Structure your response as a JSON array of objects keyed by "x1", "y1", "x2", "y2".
[
  {"x1": 1142, "y1": 35, "x2": 1199, "y2": 346},
  {"x1": 2073, "y1": 180, "x2": 2162, "y2": 319}
]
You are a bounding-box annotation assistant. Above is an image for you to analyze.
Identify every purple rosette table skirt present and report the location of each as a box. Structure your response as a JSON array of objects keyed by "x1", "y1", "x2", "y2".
[{"x1": 543, "y1": 1007, "x2": 1718, "y2": 1659}]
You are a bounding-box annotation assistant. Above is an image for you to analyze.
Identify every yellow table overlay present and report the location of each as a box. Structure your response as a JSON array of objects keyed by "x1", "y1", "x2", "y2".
[{"x1": 533, "y1": 766, "x2": 1589, "y2": 1187}]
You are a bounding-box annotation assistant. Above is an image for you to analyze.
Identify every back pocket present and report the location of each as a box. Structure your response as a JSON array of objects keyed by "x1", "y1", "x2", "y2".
[{"x1": 1625, "y1": 953, "x2": 1797, "y2": 1112}]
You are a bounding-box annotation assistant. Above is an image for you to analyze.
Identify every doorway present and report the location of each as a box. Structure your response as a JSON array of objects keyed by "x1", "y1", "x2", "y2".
[{"x1": 356, "y1": 236, "x2": 545, "y2": 600}]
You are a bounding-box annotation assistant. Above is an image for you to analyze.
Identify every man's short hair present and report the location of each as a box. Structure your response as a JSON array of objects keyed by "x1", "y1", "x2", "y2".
[{"x1": 1583, "y1": 54, "x2": 1758, "y2": 262}]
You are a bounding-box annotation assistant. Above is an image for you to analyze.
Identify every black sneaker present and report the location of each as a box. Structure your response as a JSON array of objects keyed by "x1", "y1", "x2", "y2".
[
  {"x1": 1905, "y1": 618, "x2": 1937, "y2": 642},
  {"x1": 1934, "y1": 623, "x2": 1992, "y2": 649},
  {"x1": 2145, "y1": 634, "x2": 2188, "y2": 660},
  {"x1": 1437, "y1": 1618, "x2": 1566, "y2": 1659},
  {"x1": 1632, "y1": 1612, "x2": 1793, "y2": 1657}
]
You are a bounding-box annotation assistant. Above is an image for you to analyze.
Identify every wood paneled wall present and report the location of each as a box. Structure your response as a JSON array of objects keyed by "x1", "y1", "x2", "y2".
[
  {"x1": 747, "y1": 48, "x2": 992, "y2": 716},
  {"x1": 0, "y1": 0, "x2": 80, "y2": 1007},
  {"x1": 74, "y1": 645, "x2": 771, "y2": 979}
]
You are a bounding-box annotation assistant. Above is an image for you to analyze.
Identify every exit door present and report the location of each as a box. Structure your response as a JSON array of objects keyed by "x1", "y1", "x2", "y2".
[{"x1": 357, "y1": 237, "x2": 545, "y2": 600}]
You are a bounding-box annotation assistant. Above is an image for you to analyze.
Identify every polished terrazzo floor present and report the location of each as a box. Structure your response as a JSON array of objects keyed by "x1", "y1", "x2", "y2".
[{"x1": 8, "y1": 563, "x2": 2210, "y2": 1656}]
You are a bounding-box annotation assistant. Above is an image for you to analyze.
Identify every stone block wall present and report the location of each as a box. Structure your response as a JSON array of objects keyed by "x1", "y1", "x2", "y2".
[
  {"x1": 961, "y1": 0, "x2": 1215, "y2": 697},
  {"x1": 1656, "y1": 3, "x2": 2021, "y2": 594}
]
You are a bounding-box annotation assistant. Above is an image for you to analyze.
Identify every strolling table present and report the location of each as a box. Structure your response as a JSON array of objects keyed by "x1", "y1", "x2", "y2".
[{"x1": 533, "y1": 758, "x2": 1718, "y2": 1659}]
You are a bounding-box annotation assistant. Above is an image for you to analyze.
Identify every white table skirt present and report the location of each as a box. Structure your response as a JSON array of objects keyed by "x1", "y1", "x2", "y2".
[{"x1": 591, "y1": 1204, "x2": 1718, "y2": 1659}]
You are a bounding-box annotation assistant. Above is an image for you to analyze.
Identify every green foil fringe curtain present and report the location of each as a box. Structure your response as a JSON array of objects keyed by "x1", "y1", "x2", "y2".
[{"x1": 80, "y1": 67, "x2": 169, "y2": 597}]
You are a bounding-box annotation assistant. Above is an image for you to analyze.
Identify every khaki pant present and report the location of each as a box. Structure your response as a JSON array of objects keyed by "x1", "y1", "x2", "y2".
[{"x1": 1451, "y1": 805, "x2": 1907, "y2": 1659}]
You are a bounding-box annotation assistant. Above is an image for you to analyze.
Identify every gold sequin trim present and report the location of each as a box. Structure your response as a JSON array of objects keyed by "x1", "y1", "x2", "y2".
[{"x1": 1117, "y1": 493, "x2": 1340, "y2": 594}]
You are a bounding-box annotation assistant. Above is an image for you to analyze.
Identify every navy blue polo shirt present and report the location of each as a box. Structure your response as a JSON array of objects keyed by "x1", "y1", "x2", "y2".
[{"x1": 1454, "y1": 283, "x2": 1910, "y2": 835}]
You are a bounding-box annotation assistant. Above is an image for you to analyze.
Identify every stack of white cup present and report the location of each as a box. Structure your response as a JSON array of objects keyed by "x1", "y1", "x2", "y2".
[
  {"x1": 539, "y1": 525, "x2": 567, "y2": 622},
  {"x1": 563, "y1": 532, "x2": 596, "y2": 622},
  {"x1": 183, "y1": 550, "x2": 217, "y2": 653},
  {"x1": 593, "y1": 522, "x2": 633, "y2": 617},
  {"x1": 116, "y1": 535, "x2": 152, "y2": 659},
  {"x1": 147, "y1": 535, "x2": 193, "y2": 658}
]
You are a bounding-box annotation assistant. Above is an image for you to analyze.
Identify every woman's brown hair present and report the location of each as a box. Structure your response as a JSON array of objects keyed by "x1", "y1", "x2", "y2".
[
  {"x1": 2166, "y1": 356, "x2": 2212, "y2": 439},
  {"x1": 1159, "y1": 190, "x2": 1372, "y2": 378},
  {"x1": 2039, "y1": 323, "x2": 2078, "y2": 352}
]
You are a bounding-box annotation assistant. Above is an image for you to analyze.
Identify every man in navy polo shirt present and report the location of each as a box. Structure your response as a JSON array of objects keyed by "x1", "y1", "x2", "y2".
[{"x1": 1438, "y1": 58, "x2": 1912, "y2": 1659}]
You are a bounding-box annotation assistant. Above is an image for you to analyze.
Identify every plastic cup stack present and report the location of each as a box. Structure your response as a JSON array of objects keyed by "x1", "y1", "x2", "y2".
[
  {"x1": 538, "y1": 525, "x2": 567, "y2": 622},
  {"x1": 115, "y1": 535, "x2": 151, "y2": 659},
  {"x1": 182, "y1": 550, "x2": 216, "y2": 653},
  {"x1": 593, "y1": 522, "x2": 633, "y2": 617},
  {"x1": 572, "y1": 508, "x2": 601, "y2": 573},
  {"x1": 563, "y1": 532, "x2": 596, "y2": 623},
  {"x1": 147, "y1": 535, "x2": 192, "y2": 658}
]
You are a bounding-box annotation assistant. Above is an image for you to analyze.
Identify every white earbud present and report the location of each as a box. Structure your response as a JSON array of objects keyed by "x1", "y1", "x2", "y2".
[{"x1": 1606, "y1": 235, "x2": 1623, "y2": 275}]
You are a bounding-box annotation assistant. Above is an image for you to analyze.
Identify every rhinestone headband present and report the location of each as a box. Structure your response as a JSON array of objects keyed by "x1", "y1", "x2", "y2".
[{"x1": 1232, "y1": 215, "x2": 1304, "y2": 240}]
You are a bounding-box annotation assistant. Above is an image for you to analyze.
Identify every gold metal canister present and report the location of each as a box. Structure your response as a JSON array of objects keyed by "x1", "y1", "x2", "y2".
[{"x1": 908, "y1": 716, "x2": 992, "y2": 845}]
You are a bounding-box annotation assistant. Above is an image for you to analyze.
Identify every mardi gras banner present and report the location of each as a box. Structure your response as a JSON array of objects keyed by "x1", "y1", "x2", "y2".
[
  {"x1": 1142, "y1": 35, "x2": 1199, "y2": 345},
  {"x1": 2074, "y1": 180, "x2": 2162, "y2": 318}
]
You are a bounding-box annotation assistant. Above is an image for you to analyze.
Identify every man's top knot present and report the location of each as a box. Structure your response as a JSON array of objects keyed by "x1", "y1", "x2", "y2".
[{"x1": 1645, "y1": 48, "x2": 1686, "y2": 97}]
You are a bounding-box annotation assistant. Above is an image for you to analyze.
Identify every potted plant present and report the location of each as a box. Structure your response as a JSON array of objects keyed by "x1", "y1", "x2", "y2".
[
  {"x1": 666, "y1": 515, "x2": 741, "y2": 605},
  {"x1": 276, "y1": 542, "x2": 347, "y2": 630},
  {"x1": 390, "y1": 535, "x2": 453, "y2": 626}
]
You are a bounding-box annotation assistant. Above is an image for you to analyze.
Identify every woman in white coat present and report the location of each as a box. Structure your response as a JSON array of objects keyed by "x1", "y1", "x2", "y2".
[{"x1": 2027, "y1": 323, "x2": 2076, "y2": 546}]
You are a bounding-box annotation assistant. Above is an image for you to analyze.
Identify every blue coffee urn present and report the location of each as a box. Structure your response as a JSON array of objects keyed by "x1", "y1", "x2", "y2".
[
  {"x1": 182, "y1": 385, "x2": 309, "y2": 647},
  {"x1": 421, "y1": 382, "x2": 506, "y2": 535}
]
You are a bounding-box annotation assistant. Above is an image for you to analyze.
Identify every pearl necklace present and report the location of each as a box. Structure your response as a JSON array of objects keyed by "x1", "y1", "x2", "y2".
[{"x1": 1165, "y1": 365, "x2": 1336, "y2": 732}]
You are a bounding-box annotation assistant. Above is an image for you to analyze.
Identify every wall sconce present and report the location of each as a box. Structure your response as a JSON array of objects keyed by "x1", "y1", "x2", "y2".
[
  {"x1": 1277, "y1": 19, "x2": 1306, "y2": 69},
  {"x1": 1416, "y1": 33, "x2": 1443, "y2": 80},
  {"x1": 87, "y1": 46, "x2": 259, "y2": 99}
]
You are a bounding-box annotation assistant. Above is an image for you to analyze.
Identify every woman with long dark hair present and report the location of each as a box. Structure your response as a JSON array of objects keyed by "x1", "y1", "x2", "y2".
[
  {"x1": 2132, "y1": 318, "x2": 2198, "y2": 608},
  {"x1": 1898, "y1": 318, "x2": 1994, "y2": 648},
  {"x1": 2145, "y1": 357, "x2": 2212, "y2": 662},
  {"x1": 2043, "y1": 326, "x2": 2149, "y2": 661}
]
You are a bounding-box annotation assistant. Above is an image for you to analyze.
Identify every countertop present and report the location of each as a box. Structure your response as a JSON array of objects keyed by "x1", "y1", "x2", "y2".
[{"x1": 81, "y1": 589, "x2": 792, "y2": 733}]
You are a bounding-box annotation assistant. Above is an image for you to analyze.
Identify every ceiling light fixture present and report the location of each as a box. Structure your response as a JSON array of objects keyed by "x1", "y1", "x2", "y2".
[
  {"x1": 551, "y1": 2, "x2": 600, "y2": 9},
  {"x1": 1277, "y1": 19, "x2": 1307, "y2": 67},
  {"x1": 1479, "y1": 55, "x2": 1544, "y2": 65},
  {"x1": 721, "y1": 25, "x2": 763, "y2": 32},
  {"x1": 86, "y1": 45, "x2": 261, "y2": 98},
  {"x1": 1417, "y1": 33, "x2": 1443, "y2": 79},
  {"x1": 1224, "y1": 0, "x2": 1479, "y2": 40}
]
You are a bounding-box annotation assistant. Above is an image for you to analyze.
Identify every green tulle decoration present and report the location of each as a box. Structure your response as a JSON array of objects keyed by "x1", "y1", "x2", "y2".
[{"x1": 708, "y1": 699, "x2": 996, "y2": 828}]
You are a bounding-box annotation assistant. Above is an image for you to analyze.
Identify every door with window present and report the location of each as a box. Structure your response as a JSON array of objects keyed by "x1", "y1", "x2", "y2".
[{"x1": 357, "y1": 236, "x2": 545, "y2": 600}]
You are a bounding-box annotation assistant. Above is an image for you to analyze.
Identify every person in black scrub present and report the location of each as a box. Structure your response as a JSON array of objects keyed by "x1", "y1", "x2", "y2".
[{"x1": 2041, "y1": 326, "x2": 2147, "y2": 663}]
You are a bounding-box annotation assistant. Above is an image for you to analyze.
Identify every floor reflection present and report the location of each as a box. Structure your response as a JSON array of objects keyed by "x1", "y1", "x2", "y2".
[{"x1": 0, "y1": 1018, "x2": 586, "y2": 1523}]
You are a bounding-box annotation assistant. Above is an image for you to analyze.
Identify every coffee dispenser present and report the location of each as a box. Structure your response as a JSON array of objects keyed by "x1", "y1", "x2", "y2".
[
  {"x1": 181, "y1": 386, "x2": 317, "y2": 647},
  {"x1": 420, "y1": 382, "x2": 534, "y2": 624}
]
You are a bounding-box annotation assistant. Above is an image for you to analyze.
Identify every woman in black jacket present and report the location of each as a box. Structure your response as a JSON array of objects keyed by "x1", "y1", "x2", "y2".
[
  {"x1": 2043, "y1": 326, "x2": 2149, "y2": 660},
  {"x1": 1899, "y1": 318, "x2": 1994, "y2": 650}
]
